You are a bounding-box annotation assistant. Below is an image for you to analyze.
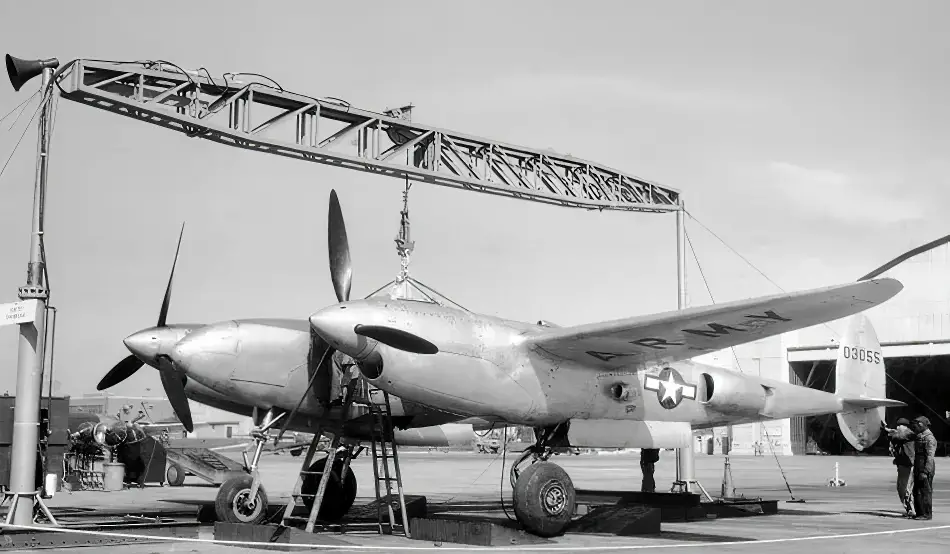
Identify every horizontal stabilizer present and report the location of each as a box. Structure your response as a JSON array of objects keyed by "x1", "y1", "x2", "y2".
[{"x1": 842, "y1": 397, "x2": 906, "y2": 409}]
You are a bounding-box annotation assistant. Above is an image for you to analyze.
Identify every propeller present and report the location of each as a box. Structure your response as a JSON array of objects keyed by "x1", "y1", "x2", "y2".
[
  {"x1": 96, "y1": 354, "x2": 145, "y2": 391},
  {"x1": 275, "y1": 190, "x2": 351, "y2": 443},
  {"x1": 96, "y1": 223, "x2": 194, "y2": 433},
  {"x1": 328, "y1": 189, "x2": 352, "y2": 303},
  {"x1": 355, "y1": 324, "x2": 439, "y2": 355},
  {"x1": 158, "y1": 355, "x2": 193, "y2": 433}
]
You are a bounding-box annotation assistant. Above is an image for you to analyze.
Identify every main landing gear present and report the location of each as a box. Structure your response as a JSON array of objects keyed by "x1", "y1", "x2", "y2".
[{"x1": 509, "y1": 425, "x2": 576, "y2": 538}]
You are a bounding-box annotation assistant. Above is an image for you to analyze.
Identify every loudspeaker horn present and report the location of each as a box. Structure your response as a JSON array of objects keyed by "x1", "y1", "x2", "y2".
[{"x1": 5, "y1": 54, "x2": 60, "y2": 92}]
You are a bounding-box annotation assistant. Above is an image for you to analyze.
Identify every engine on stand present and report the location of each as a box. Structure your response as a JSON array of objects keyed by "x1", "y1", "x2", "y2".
[{"x1": 63, "y1": 417, "x2": 161, "y2": 491}]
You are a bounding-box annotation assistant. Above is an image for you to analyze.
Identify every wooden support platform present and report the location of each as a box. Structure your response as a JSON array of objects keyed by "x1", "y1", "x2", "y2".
[
  {"x1": 213, "y1": 522, "x2": 351, "y2": 550},
  {"x1": 409, "y1": 517, "x2": 553, "y2": 547},
  {"x1": 0, "y1": 520, "x2": 199, "y2": 550},
  {"x1": 576, "y1": 489, "x2": 778, "y2": 522},
  {"x1": 569, "y1": 504, "x2": 662, "y2": 535}
]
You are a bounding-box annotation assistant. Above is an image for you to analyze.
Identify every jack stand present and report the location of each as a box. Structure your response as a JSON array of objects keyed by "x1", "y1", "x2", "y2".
[
  {"x1": 827, "y1": 462, "x2": 846, "y2": 487},
  {"x1": 671, "y1": 478, "x2": 714, "y2": 503},
  {"x1": 242, "y1": 409, "x2": 286, "y2": 512},
  {"x1": 720, "y1": 455, "x2": 736, "y2": 499},
  {"x1": 1, "y1": 490, "x2": 57, "y2": 526},
  {"x1": 670, "y1": 448, "x2": 713, "y2": 502}
]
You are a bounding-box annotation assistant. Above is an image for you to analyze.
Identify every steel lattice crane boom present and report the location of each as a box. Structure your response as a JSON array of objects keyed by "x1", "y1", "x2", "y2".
[{"x1": 54, "y1": 59, "x2": 680, "y2": 213}]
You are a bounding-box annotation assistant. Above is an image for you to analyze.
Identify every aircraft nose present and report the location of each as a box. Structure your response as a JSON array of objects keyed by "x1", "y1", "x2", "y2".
[
  {"x1": 123, "y1": 330, "x2": 158, "y2": 362},
  {"x1": 170, "y1": 321, "x2": 239, "y2": 379}
]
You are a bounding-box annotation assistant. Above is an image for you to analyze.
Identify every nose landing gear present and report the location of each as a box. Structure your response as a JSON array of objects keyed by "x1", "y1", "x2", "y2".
[{"x1": 215, "y1": 408, "x2": 285, "y2": 524}]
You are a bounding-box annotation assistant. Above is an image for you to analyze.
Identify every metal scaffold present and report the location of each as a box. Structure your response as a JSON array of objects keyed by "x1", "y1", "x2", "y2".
[{"x1": 54, "y1": 59, "x2": 680, "y2": 213}]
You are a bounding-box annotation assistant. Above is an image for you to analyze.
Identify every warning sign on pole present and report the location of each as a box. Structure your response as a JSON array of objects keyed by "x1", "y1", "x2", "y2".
[{"x1": 0, "y1": 299, "x2": 40, "y2": 327}]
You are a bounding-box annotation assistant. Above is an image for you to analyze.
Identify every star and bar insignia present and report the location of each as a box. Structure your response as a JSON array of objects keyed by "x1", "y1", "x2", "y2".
[{"x1": 643, "y1": 367, "x2": 697, "y2": 410}]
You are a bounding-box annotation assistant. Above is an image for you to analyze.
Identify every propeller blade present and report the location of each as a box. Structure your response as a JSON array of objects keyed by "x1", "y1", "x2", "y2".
[
  {"x1": 96, "y1": 355, "x2": 145, "y2": 391},
  {"x1": 158, "y1": 357, "x2": 193, "y2": 433},
  {"x1": 328, "y1": 190, "x2": 352, "y2": 303},
  {"x1": 354, "y1": 324, "x2": 439, "y2": 355},
  {"x1": 157, "y1": 222, "x2": 186, "y2": 328},
  {"x1": 274, "y1": 342, "x2": 336, "y2": 445}
]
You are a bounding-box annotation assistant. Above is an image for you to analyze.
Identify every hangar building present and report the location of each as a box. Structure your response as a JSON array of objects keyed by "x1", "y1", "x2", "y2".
[{"x1": 696, "y1": 239, "x2": 950, "y2": 457}]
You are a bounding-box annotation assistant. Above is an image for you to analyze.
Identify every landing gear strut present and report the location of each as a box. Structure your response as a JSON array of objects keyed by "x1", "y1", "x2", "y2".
[
  {"x1": 509, "y1": 425, "x2": 576, "y2": 538},
  {"x1": 215, "y1": 409, "x2": 285, "y2": 524}
]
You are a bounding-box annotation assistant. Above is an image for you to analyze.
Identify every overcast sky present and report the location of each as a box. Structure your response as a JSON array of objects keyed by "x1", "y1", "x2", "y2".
[{"x1": 0, "y1": 1, "x2": 947, "y2": 397}]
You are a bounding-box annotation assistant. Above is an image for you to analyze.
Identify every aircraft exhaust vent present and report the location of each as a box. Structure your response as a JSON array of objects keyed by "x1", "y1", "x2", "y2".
[{"x1": 699, "y1": 373, "x2": 715, "y2": 402}]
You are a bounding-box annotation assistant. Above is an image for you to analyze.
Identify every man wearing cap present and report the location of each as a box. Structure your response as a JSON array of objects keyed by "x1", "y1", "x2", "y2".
[
  {"x1": 910, "y1": 416, "x2": 937, "y2": 520},
  {"x1": 884, "y1": 418, "x2": 916, "y2": 517}
]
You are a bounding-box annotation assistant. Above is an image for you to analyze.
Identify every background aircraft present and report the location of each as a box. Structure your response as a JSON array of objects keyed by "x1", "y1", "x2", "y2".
[
  {"x1": 305, "y1": 189, "x2": 906, "y2": 537},
  {"x1": 95, "y1": 221, "x2": 496, "y2": 524}
]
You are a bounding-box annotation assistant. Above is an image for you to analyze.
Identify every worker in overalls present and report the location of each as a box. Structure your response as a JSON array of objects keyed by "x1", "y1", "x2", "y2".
[
  {"x1": 911, "y1": 416, "x2": 937, "y2": 520},
  {"x1": 640, "y1": 448, "x2": 660, "y2": 493},
  {"x1": 884, "y1": 418, "x2": 916, "y2": 517}
]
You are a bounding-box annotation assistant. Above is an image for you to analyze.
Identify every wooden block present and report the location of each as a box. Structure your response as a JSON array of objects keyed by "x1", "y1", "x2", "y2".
[
  {"x1": 213, "y1": 522, "x2": 350, "y2": 549},
  {"x1": 569, "y1": 505, "x2": 661, "y2": 535},
  {"x1": 349, "y1": 494, "x2": 427, "y2": 521},
  {"x1": 409, "y1": 517, "x2": 553, "y2": 547}
]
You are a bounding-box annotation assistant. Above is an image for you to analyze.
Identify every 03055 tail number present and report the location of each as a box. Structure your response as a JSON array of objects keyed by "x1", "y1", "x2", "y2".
[{"x1": 842, "y1": 346, "x2": 881, "y2": 364}]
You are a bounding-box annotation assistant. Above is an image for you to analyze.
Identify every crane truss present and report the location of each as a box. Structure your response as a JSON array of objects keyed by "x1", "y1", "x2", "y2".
[{"x1": 56, "y1": 60, "x2": 680, "y2": 213}]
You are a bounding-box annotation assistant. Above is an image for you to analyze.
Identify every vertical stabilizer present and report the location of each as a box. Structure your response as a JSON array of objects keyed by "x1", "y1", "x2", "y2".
[{"x1": 835, "y1": 315, "x2": 887, "y2": 450}]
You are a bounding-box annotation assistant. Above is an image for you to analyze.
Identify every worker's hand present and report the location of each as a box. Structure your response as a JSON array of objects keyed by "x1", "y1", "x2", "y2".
[{"x1": 880, "y1": 421, "x2": 887, "y2": 431}]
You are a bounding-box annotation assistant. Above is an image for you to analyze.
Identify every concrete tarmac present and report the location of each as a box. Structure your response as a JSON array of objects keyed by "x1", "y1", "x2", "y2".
[{"x1": 10, "y1": 449, "x2": 950, "y2": 552}]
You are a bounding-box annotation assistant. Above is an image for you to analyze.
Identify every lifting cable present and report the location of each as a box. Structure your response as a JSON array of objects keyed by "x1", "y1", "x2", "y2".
[
  {"x1": 0, "y1": 88, "x2": 46, "y2": 182},
  {"x1": 684, "y1": 211, "x2": 949, "y2": 430},
  {"x1": 2, "y1": 88, "x2": 39, "y2": 130},
  {"x1": 684, "y1": 226, "x2": 801, "y2": 501}
]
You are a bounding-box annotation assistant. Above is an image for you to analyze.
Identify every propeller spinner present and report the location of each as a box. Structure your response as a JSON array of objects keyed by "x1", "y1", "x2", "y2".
[{"x1": 96, "y1": 224, "x2": 194, "y2": 433}]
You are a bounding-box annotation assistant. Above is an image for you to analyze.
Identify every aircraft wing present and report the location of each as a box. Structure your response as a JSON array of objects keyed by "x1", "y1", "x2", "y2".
[{"x1": 525, "y1": 278, "x2": 902, "y2": 370}]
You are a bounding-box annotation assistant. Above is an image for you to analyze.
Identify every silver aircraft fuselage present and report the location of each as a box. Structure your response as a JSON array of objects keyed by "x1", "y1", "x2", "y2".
[{"x1": 309, "y1": 297, "x2": 854, "y2": 429}]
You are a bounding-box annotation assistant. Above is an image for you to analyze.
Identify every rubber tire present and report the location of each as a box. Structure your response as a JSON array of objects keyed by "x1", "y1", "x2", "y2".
[
  {"x1": 291, "y1": 447, "x2": 303, "y2": 457},
  {"x1": 166, "y1": 463, "x2": 186, "y2": 487},
  {"x1": 214, "y1": 475, "x2": 269, "y2": 524},
  {"x1": 301, "y1": 457, "x2": 358, "y2": 522},
  {"x1": 512, "y1": 461, "x2": 575, "y2": 537}
]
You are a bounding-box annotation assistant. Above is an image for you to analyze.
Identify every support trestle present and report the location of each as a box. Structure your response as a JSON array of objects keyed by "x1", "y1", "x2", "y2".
[{"x1": 281, "y1": 379, "x2": 359, "y2": 533}]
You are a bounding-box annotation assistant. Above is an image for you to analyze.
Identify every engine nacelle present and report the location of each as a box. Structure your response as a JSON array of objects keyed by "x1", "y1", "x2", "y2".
[{"x1": 695, "y1": 367, "x2": 767, "y2": 417}]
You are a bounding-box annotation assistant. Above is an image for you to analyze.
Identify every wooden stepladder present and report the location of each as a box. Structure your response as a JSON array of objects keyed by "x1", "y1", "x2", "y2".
[
  {"x1": 367, "y1": 389, "x2": 410, "y2": 537},
  {"x1": 280, "y1": 380, "x2": 358, "y2": 532}
]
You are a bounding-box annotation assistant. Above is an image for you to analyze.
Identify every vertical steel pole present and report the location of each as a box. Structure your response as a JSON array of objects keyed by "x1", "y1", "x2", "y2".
[
  {"x1": 9, "y1": 68, "x2": 53, "y2": 525},
  {"x1": 674, "y1": 201, "x2": 694, "y2": 491}
]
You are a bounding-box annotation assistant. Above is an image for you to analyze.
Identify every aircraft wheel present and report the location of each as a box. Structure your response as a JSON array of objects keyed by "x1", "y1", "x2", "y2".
[
  {"x1": 166, "y1": 463, "x2": 186, "y2": 487},
  {"x1": 301, "y1": 457, "x2": 358, "y2": 522},
  {"x1": 512, "y1": 461, "x2": 575, "y2": 537},
  {"x1": 215, "y1": 475, "x2": 268, "y2": 524}
]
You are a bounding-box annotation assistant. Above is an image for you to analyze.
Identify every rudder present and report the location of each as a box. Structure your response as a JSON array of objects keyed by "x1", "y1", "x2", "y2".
[{"x1": 835, "y1": 314, "x2": 886, "y2": 450}]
